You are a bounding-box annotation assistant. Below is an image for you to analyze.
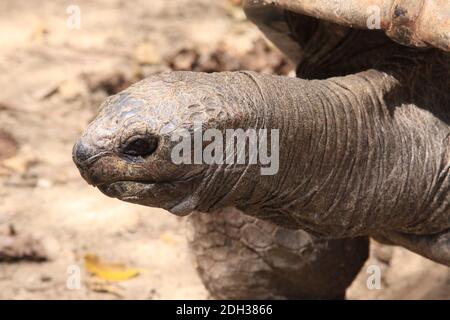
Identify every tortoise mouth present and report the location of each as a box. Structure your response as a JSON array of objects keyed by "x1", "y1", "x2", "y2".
[
  {"x1": 97, "y1": 180, "x2": 174, "y2": 199},
  {"x1": 96, "y1": 180, "x2": 196, "y2": 216},
  {"x1": 98, "y1": 180, "x2": 153, "y2": 197}
]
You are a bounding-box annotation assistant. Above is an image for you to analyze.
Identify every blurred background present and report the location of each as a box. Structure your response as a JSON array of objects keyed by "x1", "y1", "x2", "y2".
[{"x1": 0, "y1": 0, "x2": 448, "y2": 299}]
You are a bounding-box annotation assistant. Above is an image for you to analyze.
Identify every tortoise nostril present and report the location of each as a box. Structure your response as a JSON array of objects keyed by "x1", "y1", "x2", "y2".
[
  {"x1": 73, "y1": 142, "x2": 90, "y2": 166},
  {"x1": 122, "y1": 136, "x2": 158, "y2": 158}
]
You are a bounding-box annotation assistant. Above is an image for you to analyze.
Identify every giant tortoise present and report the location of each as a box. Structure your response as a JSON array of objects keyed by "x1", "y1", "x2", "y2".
[{"x1": 73, "y1": 0, "x2": 450, "y2": 298}]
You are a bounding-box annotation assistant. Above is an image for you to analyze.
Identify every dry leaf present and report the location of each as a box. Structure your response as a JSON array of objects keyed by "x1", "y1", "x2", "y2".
[
  {"x1": 85, "y1": 279, "x2": 123, "y2": 298},
  {"x1": 0, "y1": 131, "x2": 18, "y2": 161},
  {"x1": 1, "y1": 156, "x2": 32, "y2": 174},
  {"x1": 84, "y1": 253, "x2": 139, "y2": 281}
]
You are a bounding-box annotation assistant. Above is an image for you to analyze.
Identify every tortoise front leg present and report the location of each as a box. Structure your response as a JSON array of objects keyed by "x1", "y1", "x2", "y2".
[
  {"x1": 379, "y1": 230, "x2": 450, "y2": 267},
  {"x1": 188, "y1": 207, "x2": 369, "y2": 300}
]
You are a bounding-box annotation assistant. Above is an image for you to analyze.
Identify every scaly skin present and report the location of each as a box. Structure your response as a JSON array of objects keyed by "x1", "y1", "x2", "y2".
[
  {"x1": 188, "y1": 207, "x2": 368, "y2": 299},
  {"x1": 73, "y1": 54, "x2": 449, "y2": 265}
]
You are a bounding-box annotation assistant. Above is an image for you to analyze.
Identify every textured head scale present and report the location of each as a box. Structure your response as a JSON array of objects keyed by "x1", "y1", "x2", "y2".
[{"x1": 73, "y1": 71, "x2": 234, "y2": 215}]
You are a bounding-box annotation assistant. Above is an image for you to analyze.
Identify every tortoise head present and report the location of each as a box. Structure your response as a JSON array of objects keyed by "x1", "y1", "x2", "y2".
[{"x1": 72, "y1": 71, "x2": 236, "y2": 216}]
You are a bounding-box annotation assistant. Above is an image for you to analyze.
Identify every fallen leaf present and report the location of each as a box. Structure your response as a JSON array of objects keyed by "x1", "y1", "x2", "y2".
[
  {"x1": 84, "y1": 254, "x2": 139, "y2": 281},
  {"x1": 1, "y1": 156, "x2": 32, "y2": 174},
  {"x1": 85, "y1": 279, "x2": 123, "y2": 298},
  {"x1": 0, "y1": 131, "x2": 18, "y2": 161}
]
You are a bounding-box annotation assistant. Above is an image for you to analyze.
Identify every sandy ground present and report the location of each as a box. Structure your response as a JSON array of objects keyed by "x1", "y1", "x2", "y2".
[{"x1": 0, "y1": 0, "x2": 448, "y2": 300}]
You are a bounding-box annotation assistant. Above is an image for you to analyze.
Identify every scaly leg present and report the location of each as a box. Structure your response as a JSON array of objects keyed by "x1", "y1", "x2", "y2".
[{"x1": 188, "y1": 207, "x2": 369, "y2": 299}]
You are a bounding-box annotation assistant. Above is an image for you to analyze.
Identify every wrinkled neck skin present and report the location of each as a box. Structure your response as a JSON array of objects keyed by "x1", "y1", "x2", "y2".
[{"x1": 196, "y1": 56, "x2": 449, "y2": 238}]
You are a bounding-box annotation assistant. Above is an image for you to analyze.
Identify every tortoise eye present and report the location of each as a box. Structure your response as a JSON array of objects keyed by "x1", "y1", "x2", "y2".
[{"x1": 122, "y1": 136, "x2": 158, "y2": 158}]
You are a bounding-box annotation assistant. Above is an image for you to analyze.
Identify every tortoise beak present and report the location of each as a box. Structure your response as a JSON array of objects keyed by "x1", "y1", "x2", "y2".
[
  {"x1": 72, "y1": 141, "x2": 92, "y2": 169},
  {"x1": 72, "y1": 138, "x2": 112, "y2": 185},
  {"x1": 72, "y1": 139, "x2": 101, "y2": 169}
]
